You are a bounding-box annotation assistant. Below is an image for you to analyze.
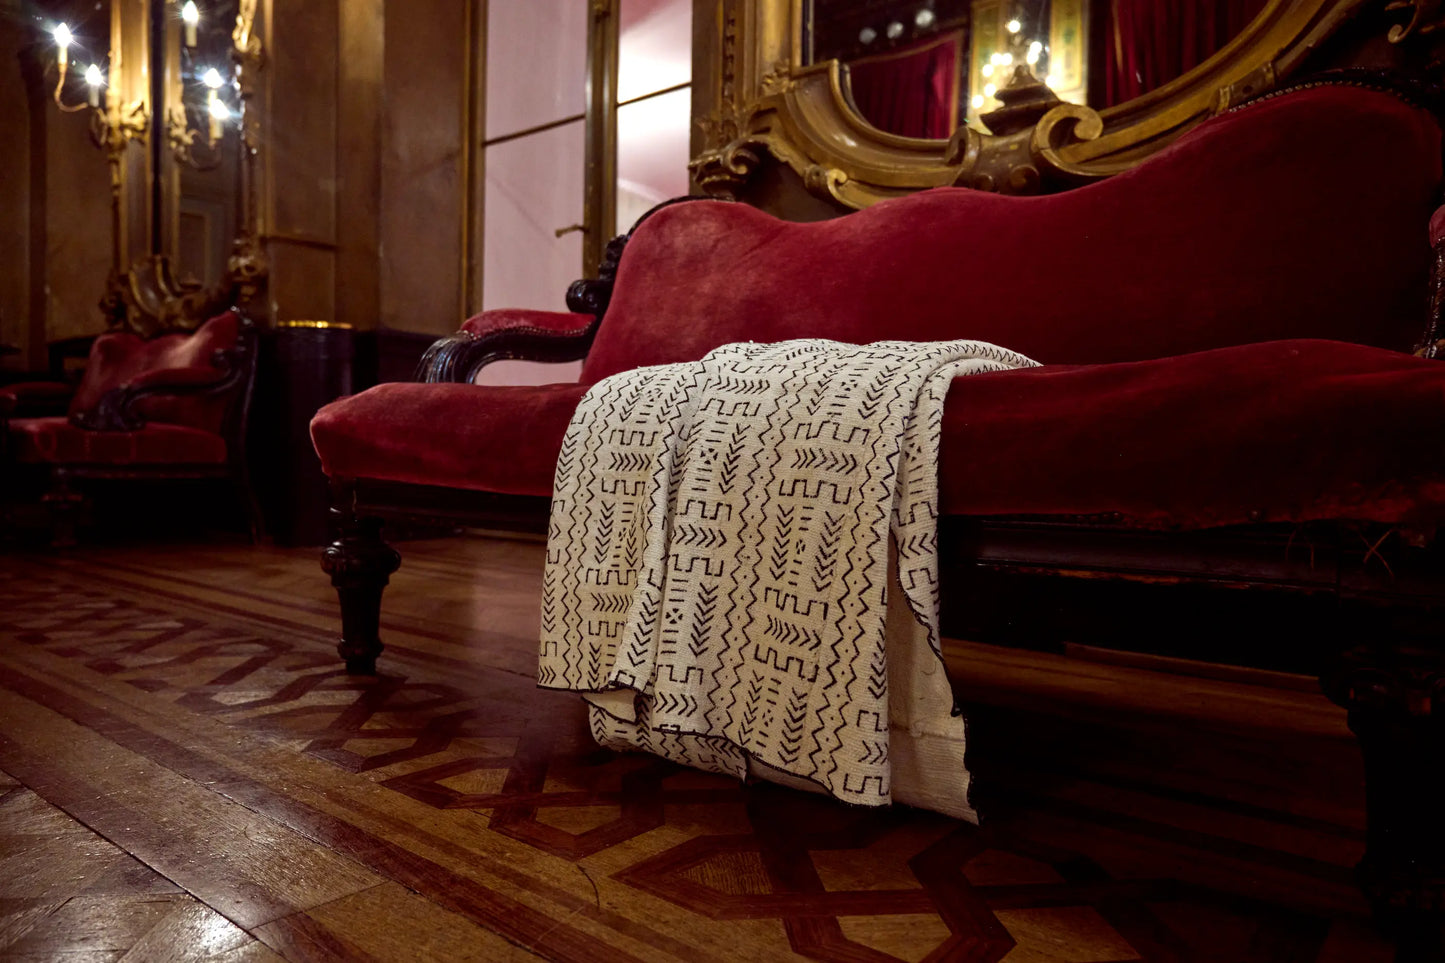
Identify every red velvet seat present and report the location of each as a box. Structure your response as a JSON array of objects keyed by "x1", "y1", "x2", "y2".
[
  {"x1": 9, "y1": 417, "x2": 228, "y2": 465},
  {"x1": 312, "y1": 338, "x2": 1445, "y2": 530}
]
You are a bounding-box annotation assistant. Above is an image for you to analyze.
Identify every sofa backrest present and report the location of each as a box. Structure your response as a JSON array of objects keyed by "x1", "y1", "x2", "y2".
[
  {"x1": 69, "y1": 311, "x2": 244, "y2": 434},
  {"x1": 582, "y1": 84, "x2": 1441, "y2": 383}
]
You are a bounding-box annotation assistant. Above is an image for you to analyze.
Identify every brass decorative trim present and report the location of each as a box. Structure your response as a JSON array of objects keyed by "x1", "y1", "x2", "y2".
[
  {"x1": 275, "y1": 320, "x2": 354, "y2": 330},
  {"x1": 691, "y1": 0, "x2": 1406, "y2": 208}
]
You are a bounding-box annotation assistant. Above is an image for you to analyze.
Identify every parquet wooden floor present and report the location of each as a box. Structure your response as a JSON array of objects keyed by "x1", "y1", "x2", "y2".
[{"x1": 0, "y1": 534, "x2": 1397, "y2": 961}]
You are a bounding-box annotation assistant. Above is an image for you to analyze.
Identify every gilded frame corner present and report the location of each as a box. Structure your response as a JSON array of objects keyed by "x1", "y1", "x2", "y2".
[{"x1": 690, "y1": 0, "x2": 1405, "y2": 209}]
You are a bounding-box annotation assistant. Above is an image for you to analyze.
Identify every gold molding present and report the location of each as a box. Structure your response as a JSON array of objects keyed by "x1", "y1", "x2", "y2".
[
  {"x1": 274, "y1": 319, "x2": 353, "y2": 330},
  {"x1": 690, "y1": 0, "x2": 1399, "y2": 208}
]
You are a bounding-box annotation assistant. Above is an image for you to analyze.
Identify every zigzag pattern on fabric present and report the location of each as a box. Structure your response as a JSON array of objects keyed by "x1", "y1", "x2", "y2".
[{"x1": 539, "y1": 339, "x2": 1038, "y2": 807}]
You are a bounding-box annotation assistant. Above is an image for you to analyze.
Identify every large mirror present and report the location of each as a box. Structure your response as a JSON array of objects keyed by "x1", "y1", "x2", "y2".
[
  {"x1": 166, "y1": 0, "x2": 244, "y2": 290},
  {"x1": 692, "y1": 0, "x2": 1412, "y2": 210},
  {"x1": 50, "y1": 0, "x2": 266, "y2": 336},
  {"x1": 806, "y1": 0, "x2": 1268, "y2": 138}
]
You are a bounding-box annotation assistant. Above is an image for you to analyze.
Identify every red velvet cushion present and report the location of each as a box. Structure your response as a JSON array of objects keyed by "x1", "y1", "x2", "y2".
[
  {"x1": 310, "y1": 340, "x2": 1445, "y2": 530},
  {"x1": 310, "y1": 381, "x2": 589, "y2": 496},
  {"x1": 69, "y1": 312, "x2": 241, "y2": 433},
  {"x1": 939, "y1": 340, "x2": 1445, "y2": 530},
  {"x1": 9, "y1": 417, "x2": 228, "y2": 465},
  {"x1": 583, "y1": 86, "x2": 1439, "y2": 382}
]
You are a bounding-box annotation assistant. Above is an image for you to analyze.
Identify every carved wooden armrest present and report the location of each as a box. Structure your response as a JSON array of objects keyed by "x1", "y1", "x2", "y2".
[
  {"x1": 1417, "y1": 206, "x2": 1445, "y2": 358},
  {"x1": 416, "y1": 310, "x2": 600, "y2": 384}
]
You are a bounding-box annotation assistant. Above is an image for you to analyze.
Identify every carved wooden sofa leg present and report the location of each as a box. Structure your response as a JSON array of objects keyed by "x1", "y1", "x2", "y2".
[
  {"x1": 1322, "y1": 644, "x2": 1445, "y2": 960},
  {"x1": 321, "y1": 483, "x2": 400, "y2": 675}
]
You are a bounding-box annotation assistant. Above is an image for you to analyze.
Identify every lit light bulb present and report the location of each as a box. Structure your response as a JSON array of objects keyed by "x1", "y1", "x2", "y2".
[
  {"x1": 981, "y1": 63, "x2": 993, "y2": 78},
  {"x1": 971, "y1": 95, "x2": 984, "y2": 109},
  {"x1": 1027, "y1": 41, "x2": 1042, "y2": 65},
  {"x1": 1006, "y1": 19, "x2": 1021, "y2": 33},
  {"x1": 989, "y1": 52, "x2": 1003, "y2": 65},
  {"x1": 885, "y1": 20, "x2": 904, "y2": 39},
  {"x1": 53, "y1": 23, "x2": 73, "y2": 48},
  {"x1": 914, "y1": 9, "x2": 936, "y2": 29},
  {"x1": 181, "y1": 1, "x2": 199, "y2": 47},
  {"x1": 999, "y1": 52, "x2": 1013, "y2": 66},
  {"x1": 85, "y1": 63, "x2": 103, "y2": 106},
  {"x1": 858, "y1": 26, "x2": 876, "y2": 44},
  {"x1": 202, "y1": 67, "x2": 224, "y2": 88},
  {"x1": 1044, "y1": 73, "x2": 1060, "y2": 88},
  {"x1": 983, "y1": 83, "x2": 996, "y2": 96},
  {"x1": 207, "y1": 89, "x2": 229, "y2": 141}
]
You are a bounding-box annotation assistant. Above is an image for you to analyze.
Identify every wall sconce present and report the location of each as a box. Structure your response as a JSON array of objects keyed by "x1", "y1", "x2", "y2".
[{"x1": 48, "y1": 21, "x2": 149, "y2": 151}]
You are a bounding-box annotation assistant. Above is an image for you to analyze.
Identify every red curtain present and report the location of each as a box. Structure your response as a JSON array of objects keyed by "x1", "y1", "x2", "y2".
[
  {"x1": 847, "y1": 31, "x2": 963, "y2": 140},
  {"x1": 1105, "y1": 0, "x2": 1268, "y2": 106}
]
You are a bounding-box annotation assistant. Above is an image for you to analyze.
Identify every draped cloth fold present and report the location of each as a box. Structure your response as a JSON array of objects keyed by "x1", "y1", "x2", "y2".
[{"x1": 538, "y1": 339, "x2": 1038, "y2": 818}]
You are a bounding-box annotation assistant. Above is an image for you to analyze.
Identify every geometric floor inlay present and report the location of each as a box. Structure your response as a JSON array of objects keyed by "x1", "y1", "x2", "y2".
[{"x1": 0, "y1": 562, "x2": 1390, "y2": 962}]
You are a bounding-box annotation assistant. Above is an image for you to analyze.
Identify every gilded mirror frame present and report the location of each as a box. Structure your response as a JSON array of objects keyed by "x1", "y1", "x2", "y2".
[
  {"x1": 97, "y1": 0, "x2": 266, "y2": 335},
  {"x1": 690, "y1": 0, "x2": 1430, "y2": 209}
]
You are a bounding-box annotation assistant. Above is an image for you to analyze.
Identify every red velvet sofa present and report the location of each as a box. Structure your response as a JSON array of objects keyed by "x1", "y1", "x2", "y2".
[
  {"x1": 1, "y1": 311, "x2": 261, "y2": 543},
  {"x1": 310, "y1": 80, "x2": 1445, "y2": 942}
]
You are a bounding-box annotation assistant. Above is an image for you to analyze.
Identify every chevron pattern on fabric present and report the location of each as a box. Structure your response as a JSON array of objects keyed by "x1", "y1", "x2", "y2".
[{"x1": 540, "y1": 339, "x2": 1038, "y2": 815}]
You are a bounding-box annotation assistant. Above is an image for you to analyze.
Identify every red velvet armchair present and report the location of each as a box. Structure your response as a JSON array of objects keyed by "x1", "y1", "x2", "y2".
[
  {"x1": 310, "y1": 80, "x2": 1445, "y2": 946},
  {"x1": 1, "y1": 311, "x2": 261, "y2": 543}
]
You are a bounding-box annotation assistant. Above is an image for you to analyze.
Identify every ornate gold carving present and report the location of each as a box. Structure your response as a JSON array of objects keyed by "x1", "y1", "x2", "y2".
[
  {"x1": 103, "y1": 255, "x2": 227, "y2": 336},
  {"x1": 979, "y1": 66, "x2": 1062, "y2": 136},
  {"x1": 801, "y1": 163, "x2": 848, "y2": 200},
  {"x1": 1027, "y1": 103, "x2": 1106, "y2": 185},
  {"x1": 694, "y1": 0, "x2": 1390, "y2": 209},
  {"x1": 233, "y1": 0, "x2": 262, "y2": 61},
  {"x1": 166, "y1": 103, "x2": 223, "y2": 170},
  {"x1": 226, "y1": 231, "x2": 268, "y2": 312},
  {"x1": 759, "y1": 62, "x2": 794, "y2": 95},
  {"x1": 690, "y1": 112, "x2": 769, "y2": 197},
  {"x1": 1386, "y1": 0, "x2": 1445, "y2": 43},
  {"x1": 90, "y1": 96, "x2": 148, "y2": 154}
]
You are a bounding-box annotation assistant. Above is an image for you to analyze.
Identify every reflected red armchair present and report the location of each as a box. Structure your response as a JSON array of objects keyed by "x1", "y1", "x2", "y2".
[{"x1": 2, "y1": 311, "x2": 261, "y2": 544}]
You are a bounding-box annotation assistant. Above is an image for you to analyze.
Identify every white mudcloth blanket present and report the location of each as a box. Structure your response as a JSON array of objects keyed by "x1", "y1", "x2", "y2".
[{"x1": 538, "y1": 339, "x2": 1038, "y2": 820}]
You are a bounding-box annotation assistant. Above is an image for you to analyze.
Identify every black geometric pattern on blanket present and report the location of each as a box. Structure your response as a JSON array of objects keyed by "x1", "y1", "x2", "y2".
[{"x1": 539, "y1": 340, "x2": 1038, "y2": 808}]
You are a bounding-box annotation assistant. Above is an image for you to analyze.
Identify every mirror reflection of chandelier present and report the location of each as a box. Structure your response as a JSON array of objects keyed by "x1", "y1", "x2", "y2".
[{"x1": 966, "y1": 0, "x2": 1088, "y2": 129}]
